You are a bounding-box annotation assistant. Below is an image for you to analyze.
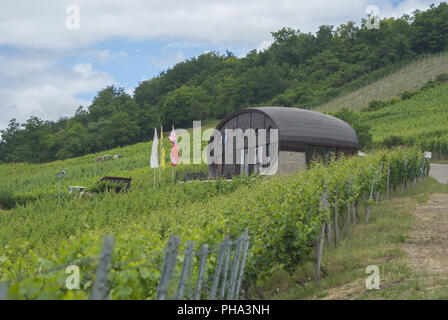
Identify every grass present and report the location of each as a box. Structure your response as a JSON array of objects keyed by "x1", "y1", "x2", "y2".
[
  {"x1": 256, "y1": 177, "x2": 448, "y2": 300},
  {"x1": 361, "y1": 82, "x2": 448, "y2": 146}
]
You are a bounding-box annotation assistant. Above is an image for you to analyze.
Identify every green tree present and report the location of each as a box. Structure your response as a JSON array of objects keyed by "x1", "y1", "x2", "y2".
[
  {"x1": 333, "y1": 108, "x2": 372, "y2": 150},
  {"x1": 89, "y1": 86, "x2": 132, "y2": 122},
  {"x1": 412, "y1": 3, "x2": 448, "y2": 53},
  {"x1": 54, "y1": 121, "x2": 90, "y2": 159},
  {"x1": 162, "y1": 85, "x2": 209, "y2": 127}
]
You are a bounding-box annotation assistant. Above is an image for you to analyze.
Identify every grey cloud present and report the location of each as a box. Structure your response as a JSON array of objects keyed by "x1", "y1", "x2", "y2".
[
  {"x1": 0, "y1": 0, "x2": 440, "y2": 131},
  {"x1": 0, "y1": 0, "x2": 439, "y2": 51}
]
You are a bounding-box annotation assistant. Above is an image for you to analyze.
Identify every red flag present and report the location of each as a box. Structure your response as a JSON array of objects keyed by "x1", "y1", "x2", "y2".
[
  {"x1": 171, "y1": 143, "x2": 179, "y2": 166},
  {"x1": 169, "y1": 126, "x2": 179, "y2": 166}
]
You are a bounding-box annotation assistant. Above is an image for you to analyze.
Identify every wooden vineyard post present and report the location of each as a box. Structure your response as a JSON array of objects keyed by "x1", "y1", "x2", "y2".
[
  {"x1": 423, "y1": 158, "x2": 429, "y2": 180},
  {"x1": 314, "y1": 223, "x2": 326, "y2": 288},
  {"x1": 386, "y1": 161, "x2": 391, "y2": 199},
  {"x1": 418, "y1": 157, "x2": 424, "y2": 182},
  {"x1": 227, "y1": 235, "x2": 243, "y2": 300},
  {"x1": 412, "y1": 158, "x2": 417, "y2": 185},
  {"x1": 156, "y1": 235, "x2": 180, "y2": 300},
  {"x1": 235, "y1": 229, "x2": 250, "y2": 300},
  {"x1": 209, "y1": 237, "x2": 228, "y2": 300},
  {"x1": 346, "y1": 180, "x2": 351, "y2": 235},
  {"x1": 413, "y1": 161, "x2": 416, "y2": 185},
  {"x1": 366, "y1": 174, "x2": 375, "y2": 223},
  {"x1": 193, "y1": 244, "x2": 209, "y2": 300},
  {"x1": 419, "y1": 158, "x2": 424, "y2": 181},
  {"x1": 421, "y1": 159, "x2": 425, "y2": 180},
  {"x1": 333, "y1": 187, "x2": 339, "y2": 247},
  {"x1": 401, "y1": 157, "x2": 408, "y2": 195},
  {"x1": 315, "y1": 188, "x2": 329, "y2": 287},
  {"x1": 415, "y1": 158, "x2": 419, "y2": 183},
  {"x1": 219, "y1": 239, "x2": 232, "y2": 300},
  {"x1": 351, "y1": 202, "x2": 356, "y2": 226},
  {"x1": 422, "y1": 156, "x2": 425, "y2": 180},
  {"x1": 375, "y1": 161, "x2": 383, "y2": 203},
  {"x1": 321, "y1": 186, "x2": 330, "y2": 248},
  {"x1": 91, "y1": 236, "x2": 115, "y2": 300},
  {"x1": 176, "y1": 240, "x2": 195, "y2": 300}
]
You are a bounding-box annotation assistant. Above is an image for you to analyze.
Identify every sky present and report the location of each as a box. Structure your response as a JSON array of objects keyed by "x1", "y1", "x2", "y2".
[{"x1": 0, "y1": 0, "x2": 441, "y2": 131}]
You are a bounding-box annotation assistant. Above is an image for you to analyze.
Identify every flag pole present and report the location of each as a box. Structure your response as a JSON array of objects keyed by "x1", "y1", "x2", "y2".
[
  {"x1": 154, "y1": 168, "x2": 156, "y2": 189},
  {"x1": 159, "y1": 126, "x2": 162, "y2": 185}
]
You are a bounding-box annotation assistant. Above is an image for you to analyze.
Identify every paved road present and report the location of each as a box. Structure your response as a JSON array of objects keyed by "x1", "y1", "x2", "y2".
[{"x1": 430, "y1": 164, "x2": 448, "y2": 184}]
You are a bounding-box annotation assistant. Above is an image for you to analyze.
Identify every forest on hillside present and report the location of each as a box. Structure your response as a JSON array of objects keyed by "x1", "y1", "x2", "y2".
[{"x1": 1, "y1": 2, "x2": 448, "y2": 163}]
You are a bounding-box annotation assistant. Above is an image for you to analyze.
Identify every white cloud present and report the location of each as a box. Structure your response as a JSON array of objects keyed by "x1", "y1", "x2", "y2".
[
  {"x1": 256, "y1": 39, "x2": 274, "y2": 53},
  {"x1": 0, "y1": 53, "x2": 114, "y2": 130},
  {"x1": 149, "y1": 50, "x2": 185, "y2": 70},
  {"x1": 0, "y1": 0, "x2": 439, "y2": 51},
  {"x1": 0, "y1": 0, "x2": 440, "y2": 130},
  {"x1": 380, "y1": 0, "x2": 437, "y2": 17},
  {"x1": 83, "y1": 49, "x2": 128, "y2": 64},
  {"x1": 73, "y1": 62, "x2": 94, "y2": 75}
]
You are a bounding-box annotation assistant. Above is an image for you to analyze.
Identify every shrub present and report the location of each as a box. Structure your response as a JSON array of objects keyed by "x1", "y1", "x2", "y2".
[
  {"x1": 388, "y1": 97, "x2": 401, "y2": 105},
  {"x1": 87, "y1": 181, "x2": 128, "y2": 194},
  {"x1": 0, "y1": 189, "x2": 36, "y2": 210},
  {"x1": 368, "y1": 100, "x2": 388, "y2": 111},
  {"x1": 435, "y1": 73, "x2": 448, "y2": 84},
  {"x1": 401, "y1": 90, "x2": 417, "y2": 100},
  {"x1": 0, "y1": 188, "x2": 15, "y2": 210},
  {"x1": 333, "y1": 108, "x2": 373, "y2": 149},
  {"x1": 14, "y1": 194, "x2": 37, "y2": 207},
  {"x1": 381, "y1": 135, "x2": 405, "y2": 148},
  {"x1": 421, "y1": 80, "x2": 437, "y2": 90}
]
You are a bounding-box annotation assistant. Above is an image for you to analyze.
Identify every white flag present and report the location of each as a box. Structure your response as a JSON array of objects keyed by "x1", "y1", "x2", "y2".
[{"x1": 150, "y1": 128, "x2": 159, "y2": 168}]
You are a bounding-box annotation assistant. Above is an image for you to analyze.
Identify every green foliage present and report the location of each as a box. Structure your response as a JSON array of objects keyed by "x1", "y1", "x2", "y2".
[
  {"x1": 0, "y1": 145, "x2": 425, "y2": 299},
  {"x1": 381, "y1": 135, "x2": 406, "y2": 148},
  {"x1": 361, "y1": 81, "x2": 448, "y2": 156},
  {"x1": 332, "y1": 108, "x2": 373, "y2": 150},
  {"x1": 87, "y1": 181, "x2": 128, "y2": 194},
  {"x1": 401, "y1": 90, "x2": 418, "y2": 100},
  {"x1": 415, "y1": 136, "x2": 448, "y2": 161},
  {"x1": 0, "y1": 188, "x2": 15, "y2": 210},
  {"x1": 367, "y1": 100, "x2": 388, "y2": 111},
  {"x1": 411, "y1": 3, "x2": 448, "y2": 54},
  {"x1": 0, "y1": 187, "x2": 36, "y2": 210},
  {"x1": 435, "y1": 73, "x2": 448, "y2": 84},
  {"x1": 162, "y1": 85, "x2": 209, "y2": 127}
]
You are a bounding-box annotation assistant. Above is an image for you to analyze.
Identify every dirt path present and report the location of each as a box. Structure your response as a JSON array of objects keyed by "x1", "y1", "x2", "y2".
[
  {"x1": 403, "y1": 193, "x2": 448, "y2": 274},
  {"x1": 320, "y1": 194, "x2": 448, "y2": 300}
]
